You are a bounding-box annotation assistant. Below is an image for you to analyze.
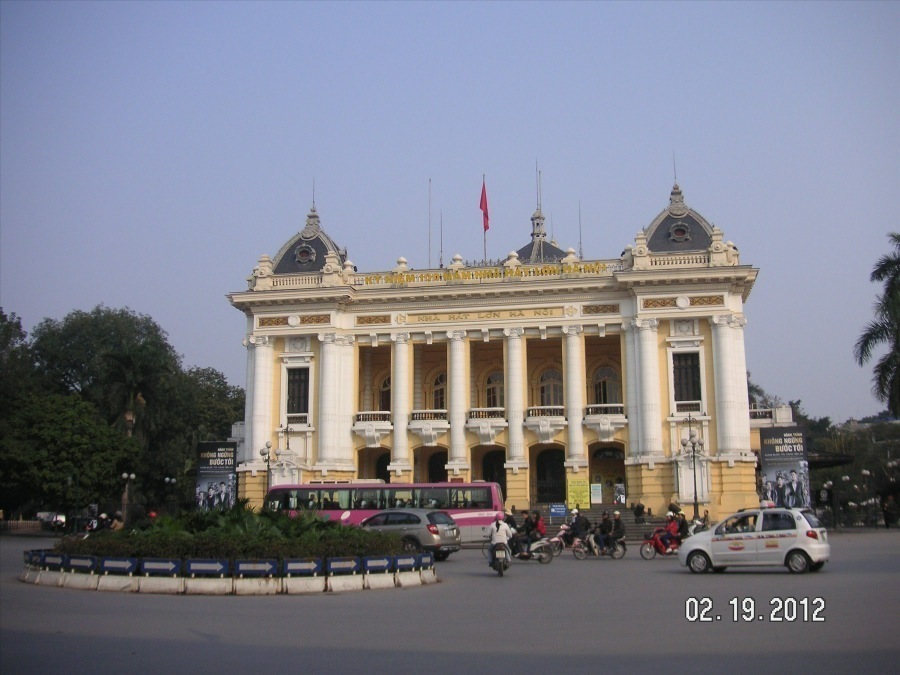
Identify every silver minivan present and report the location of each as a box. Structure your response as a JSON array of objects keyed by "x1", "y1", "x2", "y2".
[{"x1": 360, "y1": 508, "x2": 461, "y2": 561}]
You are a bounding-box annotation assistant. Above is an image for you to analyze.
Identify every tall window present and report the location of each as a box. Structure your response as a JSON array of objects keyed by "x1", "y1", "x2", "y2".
[
  {"x1": 432, "y1": 373, "x2": 446, "y2": 409},
  {"x1": 540, "y1": 368, "x2": 563, "y2": 407},
  {"x1": 486, "y1": 371, "x2": 504, "y2": 408},
  {"x1": 287, "y1": 368, "x2": 310, "y2": 415},
  {"x1": 379, "y1": 377, "x2": 391, "y2": 411},
  {"x1": 592, "y1": 367, "x2": 621, "y2": 404},
  {"x1": 673, "y1": 352, "x2": 701, "y2": 402}
]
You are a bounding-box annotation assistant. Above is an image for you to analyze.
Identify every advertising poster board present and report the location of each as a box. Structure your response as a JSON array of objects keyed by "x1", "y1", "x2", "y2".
[
  {"x1": 196, "y1": 442, "x2": 237, "y2": 511},
  {"x1": 567, "y1": 476, "x2": 590, "y2": 509},
  {"x1": 759, "y1": 427, "x2": 810, "y2": 508}
]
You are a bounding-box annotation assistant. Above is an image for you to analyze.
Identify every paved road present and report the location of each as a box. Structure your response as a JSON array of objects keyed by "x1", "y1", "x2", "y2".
[{"x1": 2, "y1": 532, "x2": 898, "y2": 673}]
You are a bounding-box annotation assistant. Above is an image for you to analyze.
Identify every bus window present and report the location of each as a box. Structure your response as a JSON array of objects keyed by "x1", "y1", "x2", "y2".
[
  {"x1": 419, "y1": 488, "x2": 450, "y2": 509},
  {"x1": 387, "y1": 489, "x2": 415, "y2": 508},
  {"x1": 320, "y1": 489, "x2": 351, "y2": 510},
  {"x1": 353, "y1": 490, "x2": 379, "y2": 509}
]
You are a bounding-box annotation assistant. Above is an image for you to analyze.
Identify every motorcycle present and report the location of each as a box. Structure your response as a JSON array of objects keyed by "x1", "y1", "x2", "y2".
[
  {"x1": 513, "y1": 536, "x2": 554, "y2": 564},
  {"x1": 573, "y1": 532, "x2": 627, "y2": 560},
  {"x1": 549, "y1": 523, "x2": 577, "y2": 556},
  {"x1": 640, "y1": 528, "x2": 680, "y2": 559},
  {"x1": 492, "y1": 543, "x2": 511, "y2": 576}
]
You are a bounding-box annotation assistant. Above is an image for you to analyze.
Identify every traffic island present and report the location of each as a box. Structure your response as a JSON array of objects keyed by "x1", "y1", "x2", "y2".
[{"x1": 19, "y1": 549, "x2": 438, "y2": 595}]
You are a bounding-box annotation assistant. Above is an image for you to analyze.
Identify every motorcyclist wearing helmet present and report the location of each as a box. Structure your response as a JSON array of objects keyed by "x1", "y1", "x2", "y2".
[
  {"x1": 488, "y1": 512, "x2": 513, "y2": 566},
  {"x1": 659, "y1": 512, "x2": 679, "y2": 553},
  {"x1": 595, "y1": 511, "x2": 613, "y2": 553}
]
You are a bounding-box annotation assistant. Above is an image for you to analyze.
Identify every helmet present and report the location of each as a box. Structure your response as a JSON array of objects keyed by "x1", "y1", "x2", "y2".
[
  {"x1": 494, "y1": 512, "x2": 503, "y2": 521},
  {"x1": 602, "y1": 510, "x2": 609, "y2": 516},
  {"x1": 99, "y1": 513, "x2": 108, "y2": 519},
  {"x1": 149, "y1": 511, "x2": 157, "y2": 518},
  {"x1": 666, "y1": 511, "x2": 674, "y2": 517},
  {"x1": 614, "y1": 511, "x2": 621, "y2": 516},
  {"x1": 571, "y1": 509, "x2": 579, "y2": 515}
]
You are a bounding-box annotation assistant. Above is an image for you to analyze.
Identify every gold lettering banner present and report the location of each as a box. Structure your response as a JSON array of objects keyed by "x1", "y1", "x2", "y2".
[{"x1": 406, "y1": 307, "x2": 565, "y2": 323}]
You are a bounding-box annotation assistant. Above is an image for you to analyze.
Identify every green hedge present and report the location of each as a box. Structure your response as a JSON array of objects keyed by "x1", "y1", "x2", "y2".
[{"x1": 53, "y1": 502, "x2": 404, "y2": 560}]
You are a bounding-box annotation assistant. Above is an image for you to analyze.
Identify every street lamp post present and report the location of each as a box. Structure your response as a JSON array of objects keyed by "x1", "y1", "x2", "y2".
[
  {"x1": 121, "y1": 472, "x2": 136, "y2": 526},
  {"x1": 681, "y1": 415, "x2": 704, "y2": 521},
  {"x1": 260, "y1": 441, "x2": 277, "y2": 496},
  {"x1": 164, "y1": 477, "x2": 177, "y2": 517}
]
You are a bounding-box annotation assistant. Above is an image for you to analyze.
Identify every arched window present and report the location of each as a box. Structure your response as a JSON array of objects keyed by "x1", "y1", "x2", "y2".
[
  {"x1": 540, "y1": 368, "x2": 563, "y2": 407},
  {"x1": 486, "y1": 371, "x2": 504, "y2": 408},
  {"x1": 432, "y1": 373, "x2": 446, "y2": 410},
  {"x1": 592, "y1": 367, "x2": 621, "y2": 404},
  {"x1": 379, "y1": 377, "x2": 391, "y2": 411}
]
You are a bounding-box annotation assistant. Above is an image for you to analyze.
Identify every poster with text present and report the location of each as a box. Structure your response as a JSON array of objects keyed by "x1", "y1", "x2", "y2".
[
  {"x1": 196, "y1": 442, "x2": 237, "y2": 511},
  {"x1": 759, "y1": 427, "x2": 810, "y2": 508}
]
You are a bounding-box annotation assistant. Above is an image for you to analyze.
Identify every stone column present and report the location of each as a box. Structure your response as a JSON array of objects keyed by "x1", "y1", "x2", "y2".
[
  {"x1": 388, "y1": 333, "x2": 412, "y2": 472},
  {"x1": 250, "y1": 335, "x2": 274, "y2": 464},
  {"x1": 447, "y1": 330, "x2": 469, "y2": 471},
  {"x1": 623, "y1": 322, "x2": 642, "y2": 457},
  {"x1": 336, "y1": 334, "x2": 356, "y2": 467},
  {"x1": 563, "y1": 325, "x2": 587, "y2": 467},
  {"x1": 504, "y1": 328, "x2": 527, "y2": 466},
  {"x1": 712, "y1": 314, "x2": 751, "y2": 455},
  {"x1": 241, "y1": 325, "x2": 255, "y2": 464},
  {"x1": 316, "y1": 333, "x2": 340, "y2": 464},
  {"x1": 636, "y1": 318, "x2": 662, "y2": 456},
  {"x1": 362, "y1": 348, "x2": 373, "y2": 411}
]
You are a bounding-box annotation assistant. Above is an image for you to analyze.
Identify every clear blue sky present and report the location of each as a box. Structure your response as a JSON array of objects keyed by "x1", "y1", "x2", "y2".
[{"x1": 2, "y1": 1, "x2": 897, "y2": 424}]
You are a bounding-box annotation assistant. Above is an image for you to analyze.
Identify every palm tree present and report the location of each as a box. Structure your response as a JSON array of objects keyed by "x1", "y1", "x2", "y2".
[
  {"x1": 855, "y1": 233, "x2": 900, "y2": 416},
  {"x1": 103, "y1": 344, "x2": 172, "y2": 438}
]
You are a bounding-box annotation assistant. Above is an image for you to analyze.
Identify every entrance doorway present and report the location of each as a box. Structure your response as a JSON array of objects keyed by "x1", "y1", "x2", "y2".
[
  {"x1": 482, "y1": 449, "x2": 506, "y2": 498},
  {"x1": 535, "y1": 448, "x2": 565, "y2": 504},
  {"x1": 427, "y1": 451, "x2": 448, "y2": 482},
  {"x1": 375, "y1": 453, "x2": 390, "y2": 483}
]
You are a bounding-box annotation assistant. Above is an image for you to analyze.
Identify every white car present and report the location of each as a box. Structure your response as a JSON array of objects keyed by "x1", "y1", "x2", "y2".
[{"x1": 678, "y1": 507, "x2": 830, "y2": 574}]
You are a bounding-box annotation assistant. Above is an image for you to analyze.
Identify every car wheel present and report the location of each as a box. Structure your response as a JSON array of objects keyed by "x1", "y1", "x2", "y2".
[
  {"x1": 687, "y1": 551, "x2": 711, "y2": 574},
  {"x1": 402, "y1": 537, "x2": 422, "y2": 553},
  {"x1": 786, "y1": 550, "x2": 810, "y2": 574},
  {"x1": 809, "y1": 561, "x2": 825, "y2": 572},
  {"x1": 639, "y1": 542, "x2": 656, "y2": 560},
  {"x1": 434, "y1": 551, "x2": 449, "y2": 562}
]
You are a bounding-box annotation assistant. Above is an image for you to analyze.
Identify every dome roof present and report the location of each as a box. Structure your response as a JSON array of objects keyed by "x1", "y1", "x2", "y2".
[
  {"x1": 643, "y1": 183, "x2": 714, "y2": 253},
  {"x1": 272, "y1": 204, "x2": 347, "y2": 274}
]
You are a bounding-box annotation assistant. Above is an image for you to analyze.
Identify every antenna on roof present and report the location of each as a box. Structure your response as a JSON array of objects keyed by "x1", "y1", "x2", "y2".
[
  {"x1": 535, "y1": 161, "x2": 542, "y2": 210},
  {"x1": 672, "y1": 152, "x2": 678, "y2": 183},
  {"x1": 428, "y1": 178, "x2": 432, "y2": 268},
  {"x1": 578, "y1": 201, "x2": 583, "y2": 260},
  {"x1": 312, "y1": 178, "x2": 316, "y2": 207},
  {"x1": 439, "y1": 209, "x2": 444, "y2": 268}
]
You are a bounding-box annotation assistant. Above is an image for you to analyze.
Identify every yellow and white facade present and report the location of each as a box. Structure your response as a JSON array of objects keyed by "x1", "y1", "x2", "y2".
[{"x1": 228, "y1": 184, "x2": 761, "y2": 519}]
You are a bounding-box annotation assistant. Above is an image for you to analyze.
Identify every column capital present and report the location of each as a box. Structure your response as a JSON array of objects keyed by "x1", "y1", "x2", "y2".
[
  {"x1": 503, "y1": 327, "x2": 525, "y2": 339},
  {"x1": 446, "y1": 330, "x2": 467, "y2": 342},
  {"x1": 391, "y1": 332, "x2": 411, "y2": 344},
  {"x1": 562, "y1": 324, "x2": 584, "y2": 337},
  {"x1": 249, "y1": 334, "x2": 272, "y2": 347},
  {"x1": 710, "y1": 314, "x2": 748, "y2": 329},
  {"x1": 628, "y1": 318, "x2": 658, "y2": 332}
]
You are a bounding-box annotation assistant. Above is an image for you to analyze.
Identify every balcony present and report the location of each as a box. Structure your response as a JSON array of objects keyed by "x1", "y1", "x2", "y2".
[
  {"x1": 524, "y1": 406, "x2": 567, "y2": 444},
  {"x1": 408, "y1": 410, "x2": 450, "y2": 446},
  {"x1": 584, "y1": 404, "x2": 628, "y2": 443},
  {"x1": 352, "y1": 411, "x2": 392, "y2": 447},
  {"x1": 465, "y1": 408, "x2": 508, "y2": 445}
]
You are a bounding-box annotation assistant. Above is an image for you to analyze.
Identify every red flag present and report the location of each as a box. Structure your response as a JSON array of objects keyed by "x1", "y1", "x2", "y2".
[{"x1": 480, "y1": 179, "x2": 489, "y2": 231}]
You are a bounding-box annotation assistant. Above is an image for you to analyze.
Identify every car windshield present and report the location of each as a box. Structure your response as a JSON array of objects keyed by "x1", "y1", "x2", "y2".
[{"x1": 800, "y1": 509, "x2": 823, "y2": 528}]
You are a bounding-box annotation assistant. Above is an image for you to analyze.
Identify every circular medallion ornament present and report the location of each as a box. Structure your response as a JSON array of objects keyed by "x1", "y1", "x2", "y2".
[
  {"x1": 676, "y1": 296, "x2": 690, "y2": 309},
  {"x1": 294, "y1": 244, "x2": 316, "y2": 265}
]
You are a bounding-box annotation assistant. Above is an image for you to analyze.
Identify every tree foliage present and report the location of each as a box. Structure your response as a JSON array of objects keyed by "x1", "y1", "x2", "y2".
[
  {"x1": 855, "y1": 232, "x2": 900, "y2": 416},
  {"x1": 0, "y1": 305, "x2": 244, "y2": 519}
]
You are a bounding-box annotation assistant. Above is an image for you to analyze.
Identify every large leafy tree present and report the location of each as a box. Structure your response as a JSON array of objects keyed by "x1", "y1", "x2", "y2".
[
  {"x1": 0, "y1": 393, "x2": 139, "y2": 516},
  {"x1": 3, "y1": 305, "x2": 244, "y2": 518},
  {"x1": 855, "y1": 233, "x2": 900, "y2": 416}
]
